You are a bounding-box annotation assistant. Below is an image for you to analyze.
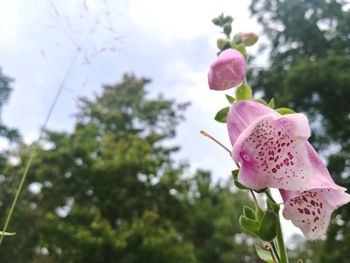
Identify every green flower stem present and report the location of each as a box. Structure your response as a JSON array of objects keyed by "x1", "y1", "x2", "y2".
[
  {"x1": 270, "y1": 240, "x2": 280, "y2": 262},
  {"x1": 265, "y1": 189, "x2": 289, "y2": 263},
  {"x1": 0, "y1": 149, "x2": 36, "y2": 245},
  {"x1": 276, "y1": 215, "x2": 289, "y2": 263},
  {"x1": 0, "y1": 51, "x2": 81, "y2": 246}
]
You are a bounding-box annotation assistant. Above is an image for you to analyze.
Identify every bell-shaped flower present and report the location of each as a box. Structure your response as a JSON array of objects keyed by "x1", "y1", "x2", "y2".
[
  {"x1": 227, "y1": 100, "x2": 312, "y2": 190},
  {"x1": 227, "y1": 100, "x2": 350, "y2": 239},
  {"x1": 280, "y1": 144, "x2": 350, "y2": 239},
  {"x1": 208, "y1": 48, "x2": 246, "y2": 90}
]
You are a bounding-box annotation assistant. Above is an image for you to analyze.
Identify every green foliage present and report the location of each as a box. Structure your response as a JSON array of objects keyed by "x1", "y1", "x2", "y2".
[
  {"x1": 212, "y1": 13, "x2": 234, "y2": 39},
  {"x1": 258, "y1": 211, "x2": 278, "y2": 242},
  {"x1": 239, "y1": 215, "x2": 259, "y2": 237},
  {"x1": 243, "y1": 206, "x2": 255, "y2": 220},
  {"x1": 0, "y1": 68, "x2": 19, "y2": 143},
  {"x1": 255, "y1": 245, "x2": 274, "y2": 263},
  {"x1": 250, "y1": 0, "x2": 350, "y2": 261},
  {"x1": 0, "y1": 74, "x2": 257, "y2": 262}
]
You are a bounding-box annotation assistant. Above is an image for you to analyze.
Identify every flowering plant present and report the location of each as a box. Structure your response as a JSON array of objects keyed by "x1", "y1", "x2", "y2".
[{"x1": 202, "y1": 13, "x2": 350, "y2": 262}]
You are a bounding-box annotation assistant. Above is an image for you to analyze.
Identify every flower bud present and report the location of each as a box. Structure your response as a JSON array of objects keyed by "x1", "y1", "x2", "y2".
[
  {"x1": 234, "y1": 32, "x2": 259, "y2": 46},
  {"x1": 208, "y1": 48, "x2": 246, "y2": 90},
  {"x1": 216, "y1": 38, "x2": 230, "y2": 50}
]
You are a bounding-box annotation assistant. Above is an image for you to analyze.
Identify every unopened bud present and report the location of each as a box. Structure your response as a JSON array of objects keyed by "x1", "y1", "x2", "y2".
[
  {"x1": 234, "y1": 32, "x2": 259, "y2": 46},
  {"x1": 208, "y1": 48, "x2": 246, "y2": 91},
  {"x1": 216, "y1": 38, "x2": 230, "y2": 50}
]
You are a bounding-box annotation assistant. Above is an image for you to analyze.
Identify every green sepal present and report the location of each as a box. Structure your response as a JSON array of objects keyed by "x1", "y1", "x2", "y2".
[
  {"x1": 297, "y1": 259, "x2": 304, "y2": 263},
  {"x1": 230, "y1": 42, "x2": 248, "y2": 60},
  {"x1": 255, "y1": 204, "x2": 265, "y2": 222},
  {"x1": 225, "y1": 94, "x2": 235, "y2": 104},
  {"x1": 232, "y1": 169, "x2": 239, "y2": 179},
  {"x1": 236, "y1": 43, "x2": 248, "y2": 60},
  {"x1": 234, "y1": 179, "x2": 249, "y2": 190},
  {"x1": 231, "y1": 170, "x2": 249, "y2": 190},
  {"x1": 236, "y1": 83, "x2": 252, "y2": 101},
  {"x1": 258, "y1": 211, "x2": 278, "y2": 241},
  {"x1": 275, "y1": 107, "x2": 295, "y2": 115},
  {"x1": 268, "y1": 98, "x2": 275, "y2": 109},
  {"x1": 214, "y1": 106, "x2": 229, "y2": 123},
  {"x1": 239, "y1": 215, "x2": 259, "y2": 236},
  {"x1": 254, "y1": 98, "x2": 267, "y2": 105},
  {"x1": 255, "y1": 245, "x2": 274, "y2": 263},
  {"x1": 254, "y1": 188, "x2": 267, "y2": 194},
  {"x1": 267, "y1": 198, "x2": 280, "y2": 214},
  {"x1": 243, "y1": 206, "x2": 256, "y2": 220}
]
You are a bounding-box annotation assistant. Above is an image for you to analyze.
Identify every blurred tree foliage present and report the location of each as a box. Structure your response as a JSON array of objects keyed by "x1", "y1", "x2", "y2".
[
  {"x1": 0, "y1": 68, "x2": 19, "y2": 170},
  {"x1": 0, "y1": 74, "x2": 257, "y2": 262},
  {"x1": 250, "y1": 0, "x2": 350, "y2": 261}
]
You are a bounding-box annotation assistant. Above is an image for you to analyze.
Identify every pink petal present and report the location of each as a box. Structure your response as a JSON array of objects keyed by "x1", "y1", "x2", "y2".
[
  {"x1": 281, "y1": 188, "x2": 350, "y2": 239},
  {"x1": 280, "y1": 142, "x2": 350, "y2": 239},
  {"x1": 208, "y1": 49, "x2": 246, "y2": 90},
  {"x1": 303, "y1": 143, "x2": 344, "y2": 190},
  {"x1": 227, "y1": 100, "x2": 276, "y2": 146},
  {"x1": 232, "y1": 113, "x2": 311, "y2": 190}
]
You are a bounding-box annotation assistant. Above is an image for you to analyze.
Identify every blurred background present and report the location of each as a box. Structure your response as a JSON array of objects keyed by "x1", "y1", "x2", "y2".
[{"x1": 0, "y1": 0, "x2": 349, "y2": 262}]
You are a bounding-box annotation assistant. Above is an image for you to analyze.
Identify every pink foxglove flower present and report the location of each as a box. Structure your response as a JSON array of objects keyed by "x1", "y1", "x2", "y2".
[
  {"x1": 208, "y1": 49, "x2": 246, "y2": 90},
  {"x1": 280, "y1": 144, "x2": 350, "y2": 239},
  {"x1": 227, "y1": 100, "x2": 312, "y2": 190},
  {"x1": 227, "y1": 100, "x2": 350, "y2": 239}
]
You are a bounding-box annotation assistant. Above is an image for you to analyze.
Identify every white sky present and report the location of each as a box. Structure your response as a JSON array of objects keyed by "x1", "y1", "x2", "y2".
[{"x1": 0, "y1": 0, "x2": 302, "y2": 239}]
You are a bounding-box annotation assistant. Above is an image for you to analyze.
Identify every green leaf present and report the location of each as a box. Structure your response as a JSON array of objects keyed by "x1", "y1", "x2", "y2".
[
  {"x1": 297, "y1": 259, "x2": 304, "y2": 263},
  {"x1": 212, "y1": 18, "x2": 221, "y2": 26},
  {"x1": 223, "y1": 24, "x2": 232, "y2": 38},
  {"x1": 239, "y1": 215, "x2": 259, "y2": 236},
  {"x1": 255, "y1": 245, "x2": 274, "y2": 263},
  {"x1": 0, "y1": 231, "x2": 16, "y2": 236},
  {"x1": 214, "y1": 106, "x2": 229, "y2": 123},
  {"x1": 275, "y1": 107, "x2": 295, "y2": 115},
  {"x1": 268, "y1": 98, "x2": 275, "y2": 109},
  {"x1": 243, "y1": 206, "x2": 256, "y2": 220},
  {"x1": 225, "y1": 94, "x2": 235, "y2": 104},
  {"x1": 236, "y1": 83, "x2": 252, "y2": 101},
  {"x1": 223, "y1": 15, "x2": 233, "y2": 24},
  {"x1": 258, "y1": 211, "x2": 278, "y2": 241}
]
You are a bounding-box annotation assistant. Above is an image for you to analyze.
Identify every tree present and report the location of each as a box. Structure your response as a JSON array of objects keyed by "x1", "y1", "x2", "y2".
[
  {"x1": 250, "y1": 0, "x2": 350, "y2": 261},
  {"x1": 0, "y1": 68, "x2": 19, "y2": 183},
  {"x1": 0, "y1": 74, "x2": 256, "y2": 262}
]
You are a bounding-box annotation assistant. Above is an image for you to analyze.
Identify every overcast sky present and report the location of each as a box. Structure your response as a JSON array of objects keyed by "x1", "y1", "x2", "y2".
[{"x1": 0, "y1": 0, "x2": 302, "y2": 239}]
